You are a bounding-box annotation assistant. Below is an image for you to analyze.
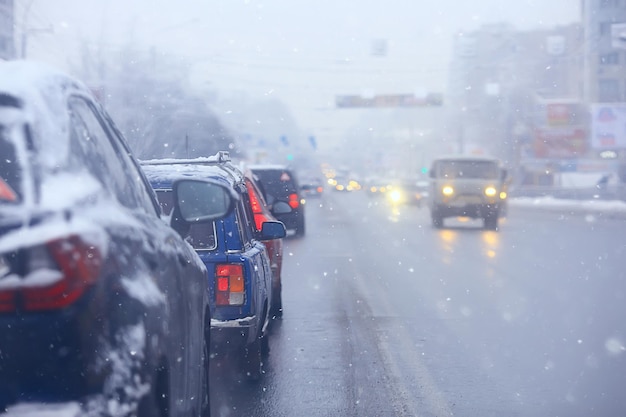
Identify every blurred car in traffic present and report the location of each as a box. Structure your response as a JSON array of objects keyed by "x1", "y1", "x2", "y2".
[
  {"x1": 388, "y1": 180, "x2": 430, "y2": 207},
  {"x1": 366, "y1": 178, "x2": 392, "y2": 198},
  {"x1": 143, "y1": 153, "x2": 286, "y2": 380},
  {"x1": 328, "y1": 175, "x2": 362, "y2": 192},
  {"x1": 300, "y1": 178, "x2": 325, "y2": 199},
  {"x1": 244, "y1": 170, "x2": 286, "y2": 318},
  {"x1": 0, "y1": 61, "x2": 234, "y2": 416},
  {"x1": 428, "y1": 155, "x2": 508, "y2": 230},
  {"x1": 250, "y1": 165, "x2": 306, "y2": 237}
]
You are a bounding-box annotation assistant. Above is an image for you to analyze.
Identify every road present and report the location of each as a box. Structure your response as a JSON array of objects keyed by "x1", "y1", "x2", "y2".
[{"x1": 210, "y1": 190, "x2": 626, "y2": 417}]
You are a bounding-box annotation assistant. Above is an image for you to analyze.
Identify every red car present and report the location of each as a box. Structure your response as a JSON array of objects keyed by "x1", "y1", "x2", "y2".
[{"x1": 244, "y1": 172, "x2": 285, "y2": 318}]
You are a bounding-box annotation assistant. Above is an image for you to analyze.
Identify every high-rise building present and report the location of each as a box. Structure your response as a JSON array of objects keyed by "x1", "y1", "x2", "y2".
[
  {"x1": 582, "y1": 0, "x2": 626, "y2": 160},
  {"x1": 447, "y1": 23, "x2": 583, "y2": 162},
  {"x1": 582, "y1": 0, "x2": 626, "y2": 103},
  {"x1": 0, "y1": 0, "x2": 14, "y2": 60}
]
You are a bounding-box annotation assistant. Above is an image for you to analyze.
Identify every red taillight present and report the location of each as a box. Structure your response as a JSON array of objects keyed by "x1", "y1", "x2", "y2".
[
  {"x1": 245, "y1": 180, "x2": 269, "y2": 231},
  {"x1": 0, "y1": 236, "x2": 102, "y2": 313},
  {"x1": 316, "y1": 186, "x2": 323, "y2": 193},
  {"x1": 0, "y1": 291, "x2": 15, "y2": 312},
  {"x1": 215, "y1": 264, "x2": 244, "y2": 306},
  {"x1": 288, "y1": 193, "x2": 299, "y2": 209}
]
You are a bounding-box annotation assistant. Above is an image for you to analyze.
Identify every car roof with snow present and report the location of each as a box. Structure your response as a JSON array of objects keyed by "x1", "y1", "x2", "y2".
[{"x1": 141, "y1": 153, "x2": 244, "y2": 190}]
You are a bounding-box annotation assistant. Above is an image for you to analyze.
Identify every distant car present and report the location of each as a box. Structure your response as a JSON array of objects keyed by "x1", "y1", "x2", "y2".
[
  {"x1": 300, "y1": 178, "x2": 325, "y2": 198},
  {"x1": 250, "y1": 165, "x2": 306, "y2": 237},
  {"x1": 366, "y1": 179, "x2": 392, "y2": 198},
  {"x1": 0, "y1": 61, "x2": 234, "y2": 416},
  {"x1": 329, "y1": 175, "x2": 361, "y2": 192},
  {"x1": 428, "y1": 155, "x2": 508, "y2": 230},
  {"x1": 387, "y1": 180, "x2": 429, "y2": 207},
  {"x1": 143, "y1": 153, "x2": 286, "y2": 380}
]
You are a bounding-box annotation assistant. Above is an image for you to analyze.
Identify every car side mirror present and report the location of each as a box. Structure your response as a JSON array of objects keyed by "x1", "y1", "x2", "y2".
[
  {"x1": 259, "y1": 221, "x2": 287, "y2": 241},
  {"x1": 170, "y1": 179, "x2": 238, "y2": 237},
  {"x1": 271, "y1": 201, "x2": 292, "y2": 215}
]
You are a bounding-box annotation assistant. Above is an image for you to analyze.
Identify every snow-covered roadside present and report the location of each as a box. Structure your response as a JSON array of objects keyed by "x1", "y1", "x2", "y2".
[{"x1": 509, "y1": 196, "x2": 626, "y2": 219}]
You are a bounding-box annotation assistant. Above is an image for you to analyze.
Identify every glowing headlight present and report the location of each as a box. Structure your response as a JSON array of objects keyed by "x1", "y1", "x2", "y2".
[
  {"x1": 484, "y1": 186, "x2": 497, "y2": 197},
  {"x1": 499, "y1": 191, "x2": 507, "y2": 199},
  {"x1": 442, "y1": 186, "x2": 454, "y2": 196},
  {"x1": 389, "y1": 190, "x2": 402, "y2": 202}
]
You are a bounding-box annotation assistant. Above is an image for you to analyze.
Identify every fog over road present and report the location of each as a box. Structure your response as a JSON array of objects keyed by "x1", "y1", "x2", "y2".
[{"x1": 210, "y1": 191, "x2": 626, "y2": 417}]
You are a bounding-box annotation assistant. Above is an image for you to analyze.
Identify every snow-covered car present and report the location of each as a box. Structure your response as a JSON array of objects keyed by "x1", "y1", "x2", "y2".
[
  {"x1": 0, "y1": 61, "x2": 236, "y2": 416},
  {"x1": 142, "y1": 153, "x2": 286, "y2": 380}
]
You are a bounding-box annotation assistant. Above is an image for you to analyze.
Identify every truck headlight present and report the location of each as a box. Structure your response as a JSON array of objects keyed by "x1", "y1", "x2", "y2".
[
  {"x1": 484, "y1": 186, "x2": 497, "y2": 197},
  {"x1": 442, "y1": 186, "x2": 454, "y2": 196}
]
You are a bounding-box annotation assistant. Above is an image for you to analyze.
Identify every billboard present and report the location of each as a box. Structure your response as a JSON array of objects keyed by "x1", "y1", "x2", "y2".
[
  {"x1": 533, "y1": 127, "x2": 587, "y2": 158},
  {"x1": 532, "y1": 100, "x2": 587, "y2": 158},
  {"x1": 590, "y1": 103, "x2": 626, "y2": 150},
  {"x1": 335, "y1": 93, "x2": 443, "y2": 108}
]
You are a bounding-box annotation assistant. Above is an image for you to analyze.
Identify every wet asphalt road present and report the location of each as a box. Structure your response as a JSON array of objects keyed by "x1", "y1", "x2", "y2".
[{"x1": 209, "y1": 191, "x2": 626, "y2": 417}]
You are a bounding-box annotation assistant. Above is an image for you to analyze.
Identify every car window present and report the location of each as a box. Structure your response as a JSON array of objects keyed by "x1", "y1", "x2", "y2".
[
  {"x1": 0, "y1": 122, "x2": 22, "y2": 204},
  {"x1": 68, "y1": 97, "x2": 150, "y2": 210},
  {"x1": 435, "y1": 160, "x2": 499, "y2": 179},
  {"x1": 154, "y1": 189, "x2": 217, "y2": 250},
  {"x1": 252, "y1": 169, "x2": 298, "y2": 202}
]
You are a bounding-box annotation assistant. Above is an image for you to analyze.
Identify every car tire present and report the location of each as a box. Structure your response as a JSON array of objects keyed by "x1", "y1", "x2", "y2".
[
  {"x1": 271, "y1": 285, "x2": 283, "y2": 318},
  {"x1": 137, "y1": 357, "x2": 168, "y2": 417},
  {"x1": 294, "y1": 218, "x2": 306, "y2": 237},
  {"x1": 200, "y1": 340, "x2": 211, "y2": 417}
]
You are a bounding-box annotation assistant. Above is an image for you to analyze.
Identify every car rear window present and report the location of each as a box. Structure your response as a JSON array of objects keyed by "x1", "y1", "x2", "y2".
[{"x1": 252, "y1": 169, "x2": 298, "y2": 201}]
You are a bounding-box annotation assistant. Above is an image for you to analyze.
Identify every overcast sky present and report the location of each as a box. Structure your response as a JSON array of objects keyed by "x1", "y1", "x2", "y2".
[{"x1": 20, "y1": 0, "x2": 580, "y2": 139}]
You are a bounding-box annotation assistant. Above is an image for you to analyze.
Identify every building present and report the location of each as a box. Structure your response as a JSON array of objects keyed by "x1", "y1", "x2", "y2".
[
  {"x1": 582, "y1": 0, "x2": 626, "y2": 103},
  {"x1": 447, "y1": 23, "x2": 584, "y2": 167},
  {"x1": 0, "y1": 0, "x2": 14, "y2": 60},
  {"x1": 582, "y1": 0, "x2": 626, "y2": 165}
]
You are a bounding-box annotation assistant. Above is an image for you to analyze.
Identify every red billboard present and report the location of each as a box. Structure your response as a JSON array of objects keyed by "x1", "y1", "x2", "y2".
[{"x1": 533, "y1": 127, "x2": 587, "y2": 158}]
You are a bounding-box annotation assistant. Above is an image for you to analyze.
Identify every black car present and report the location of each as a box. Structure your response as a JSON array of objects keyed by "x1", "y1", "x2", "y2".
[
  {"x1": 250, "y1": 165, "x2": 306, "y2": 237},
  {"x1": 0, "y1": 61, "x2": 234, "y2": 416}
]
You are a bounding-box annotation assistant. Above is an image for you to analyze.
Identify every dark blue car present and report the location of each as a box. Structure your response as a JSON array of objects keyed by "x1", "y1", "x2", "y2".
[
  {"x1": 0, "y1": 61, "x2": 237, "y2": 416},
  {"x1": 143, "y1": 153, "x2": 286, "y2": 380}
]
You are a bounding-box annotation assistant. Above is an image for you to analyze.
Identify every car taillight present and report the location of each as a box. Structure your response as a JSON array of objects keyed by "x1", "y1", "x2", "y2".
[
  {"x1": 215, "y1": 264, "x2": 244, "y2": 306},
  {"x1": 0, "y1": 235, "x2": 102, "y2": 313},
  {"x1": 245, "y1": 180, "x2": 269, "y2": 231},
  {"x1": 316, "y1": 186, "x2": 323, "y2": 193},
  {"x1": 288, "y1": 193, "x2": 299, "y2": 209}
]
